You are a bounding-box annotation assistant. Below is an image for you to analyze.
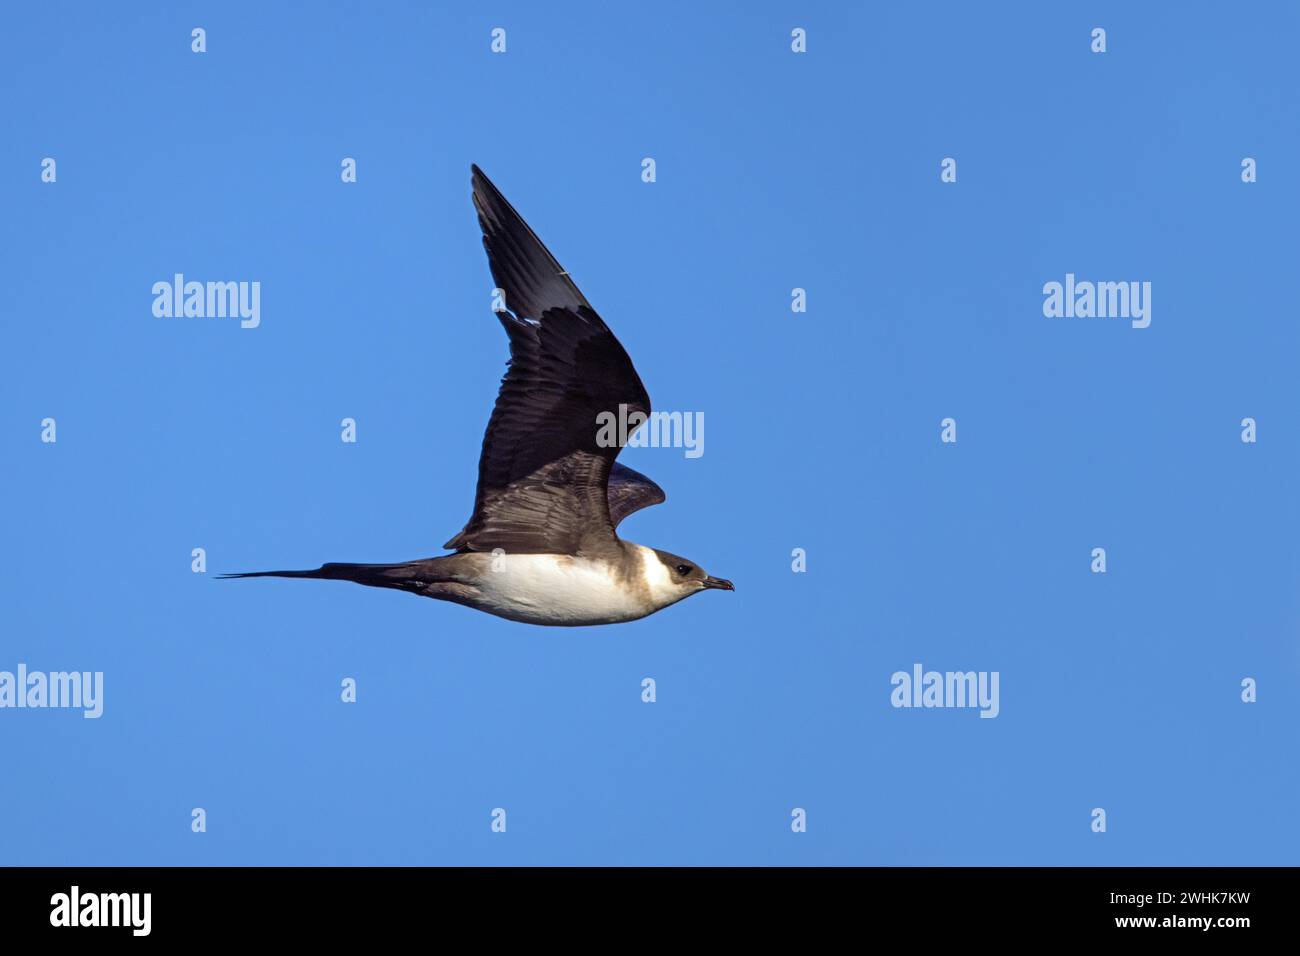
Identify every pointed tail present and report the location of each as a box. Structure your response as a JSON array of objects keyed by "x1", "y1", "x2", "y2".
[{"x1": 217, "y1": 562, "x2": 426, "y2": 592}]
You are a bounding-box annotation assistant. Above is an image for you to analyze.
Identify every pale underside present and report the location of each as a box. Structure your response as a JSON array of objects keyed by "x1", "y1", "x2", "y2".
[{"x1": 452, "y1": 545, "x2": 684, "y2": 626}]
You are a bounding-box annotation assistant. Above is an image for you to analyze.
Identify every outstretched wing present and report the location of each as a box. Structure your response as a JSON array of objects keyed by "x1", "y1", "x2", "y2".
[{"x1": 444, "y1": 166, "x2": 654, "y2": 556}]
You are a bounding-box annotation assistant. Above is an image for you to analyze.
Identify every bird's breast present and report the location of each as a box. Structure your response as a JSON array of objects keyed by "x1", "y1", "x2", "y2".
[{"x1": 469, "y1": 553, "x2": 654, "y2": 626}]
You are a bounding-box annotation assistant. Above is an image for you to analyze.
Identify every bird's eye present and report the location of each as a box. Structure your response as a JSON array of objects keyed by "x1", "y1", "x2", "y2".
[{"x1": 675, "y1": 564, "x2": 692, "y2": 576}]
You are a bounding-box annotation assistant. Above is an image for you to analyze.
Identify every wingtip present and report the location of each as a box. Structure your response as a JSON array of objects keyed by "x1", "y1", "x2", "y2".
[
  {"x1": 471, "y1": 164, "x2": 498, "y2": 208},
  {"x1": 471, "y1": 164, "x2": 494, "y2": 192},
  {"x1": 472, "y1": 165, "x2": 518, "y2": 209}
]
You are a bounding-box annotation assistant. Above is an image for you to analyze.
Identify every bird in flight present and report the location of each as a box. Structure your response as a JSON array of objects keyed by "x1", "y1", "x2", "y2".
[{"x1": 221, "y1": 165, "x2": 734, "y2": 626}]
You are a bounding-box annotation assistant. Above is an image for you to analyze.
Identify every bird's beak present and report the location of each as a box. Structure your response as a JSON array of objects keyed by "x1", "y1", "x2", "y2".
[{"x1": 702, "y1": 576, "x2": 735, "y2": 591}]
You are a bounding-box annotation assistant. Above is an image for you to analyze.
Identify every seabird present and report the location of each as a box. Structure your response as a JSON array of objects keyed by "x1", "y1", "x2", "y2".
[{"x1": 220, "y1": 165, "x2": 734, "y2": 626}]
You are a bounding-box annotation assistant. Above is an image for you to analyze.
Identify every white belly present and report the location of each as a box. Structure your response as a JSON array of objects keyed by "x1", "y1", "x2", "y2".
[{"x1": 470, "y1": 553, "x2": 653, "y2": 626}]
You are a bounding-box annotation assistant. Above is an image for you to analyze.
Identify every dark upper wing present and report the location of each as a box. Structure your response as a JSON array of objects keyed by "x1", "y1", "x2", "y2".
[
  {"x1": 470, "y1": 163, "x2": 590, "y2": 320},
  {"x1": 444, "y1": 166, "x2": 653, "y2": 556}
]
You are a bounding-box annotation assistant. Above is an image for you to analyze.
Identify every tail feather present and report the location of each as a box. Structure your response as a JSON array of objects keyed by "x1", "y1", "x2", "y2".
[{"x1": 218, "y1": 562, "x2": 425, "y2": 592}]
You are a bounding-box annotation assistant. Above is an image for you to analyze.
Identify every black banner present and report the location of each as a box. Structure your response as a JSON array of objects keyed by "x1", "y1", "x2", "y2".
[{"x1": 0, "y1": 866, "x2": 1279, "y2": 941}]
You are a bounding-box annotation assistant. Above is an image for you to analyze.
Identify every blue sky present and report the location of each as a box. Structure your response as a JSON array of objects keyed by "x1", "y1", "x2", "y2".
[{"x1": 2, "y1": 1, "x2": 1298, "y2": 865}]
